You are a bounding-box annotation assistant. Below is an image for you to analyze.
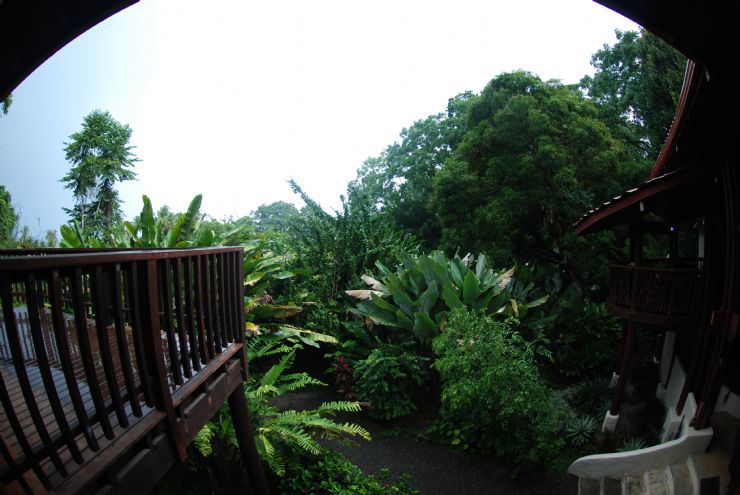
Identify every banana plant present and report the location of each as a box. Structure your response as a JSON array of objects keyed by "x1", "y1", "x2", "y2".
[
  {"x1": 346, "y1": 250, "x2": 548, "y2": 344},
  {"x1": 124, "y1": 194, "x2": 211, "y2": 247},
  {"x1": 243, "y1": 239, "x2": 336, "y2": 348}
]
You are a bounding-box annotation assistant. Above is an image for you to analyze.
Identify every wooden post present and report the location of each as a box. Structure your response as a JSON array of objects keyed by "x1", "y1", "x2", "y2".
[
  {"x1": 227, "y1": 383, "x2": 272, "y2": 495},
  {"x1": 610, "y1": 322, "x2": 636, "y2": 415}
]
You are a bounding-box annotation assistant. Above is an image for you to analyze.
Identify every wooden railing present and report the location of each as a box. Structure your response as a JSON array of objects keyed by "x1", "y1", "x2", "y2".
[
  {"x1": 608, "y1": 264, "x2": 704, "y2": 328},
  {"x1": 0, "y1": 247, "x2": 250, "y2": 494}
]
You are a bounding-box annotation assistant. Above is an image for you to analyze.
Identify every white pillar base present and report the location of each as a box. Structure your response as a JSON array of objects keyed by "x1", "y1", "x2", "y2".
[{"x1": 602, "y1": 411, "x2": 619, "y2": 432}]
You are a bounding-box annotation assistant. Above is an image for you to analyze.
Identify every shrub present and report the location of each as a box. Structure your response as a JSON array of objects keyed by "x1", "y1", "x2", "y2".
[
  {"x1": 280, "y1": 446, "x2": 419, "y2": 495},
  {"x1": 565, "y1": 416, "x2": 599, "y2": 447},
  {"x1": 353, "y1": 343, "x2": 430, "y2": 420},
  {"x1": 571, "y1": 374, "x2": 613, "y2": 416},
  {"x1": 552, "y1": 301, "x2": 620, "y2": 379},
  {"x1": 432, "y1": 309, "x2": 565, "y2": 468}
]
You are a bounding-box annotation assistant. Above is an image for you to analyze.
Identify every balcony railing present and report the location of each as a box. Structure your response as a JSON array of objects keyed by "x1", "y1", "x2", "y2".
[
  {"x1": 0, "y1": 247, "x2": 248, "y2": 494},
  {"x1": 607, "y1": 264, "x2": 704, "y2": 328}
]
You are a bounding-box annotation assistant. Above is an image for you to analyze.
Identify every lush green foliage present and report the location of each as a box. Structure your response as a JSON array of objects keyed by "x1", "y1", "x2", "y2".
[
  {"x1": 565, "y1": 415, "x2": 599, "y2": 447},
  {"x1": 349, "y1": 93, "x2": 474, "y2": 247},
  {"x1": 197, "y1": 338, "x2": 369, "y2": 476},
  {"x1": 61, "y1": 110, "x2": 139, "y2": 240},
  {"x1": 279, "y1": 446, "x2": 418, "y2": 495},
  {"x1": 432, "y1": 310, "x2": 564, "y2": 468},
  {"x1": 352, "y1": 343, "x2": 430, "y2": 420},
  {"x1": 288, "y1": 180, "x2": 417, "y2": 302},
  {"x1": 0, "y1": 184, "x2": 18, "y2": 247},
  {"x1": 348, "y1": 250, "x2": 548, "y2": 345},
  {"x1": 432, "y1": 72, "x2": 638, "y2": 294},
  {"x1": 581, "y1": 29, "x2": 686, "y2": 161},
  {"x1": 551, "y1": 301, "x2": 621, "y2": 379}
]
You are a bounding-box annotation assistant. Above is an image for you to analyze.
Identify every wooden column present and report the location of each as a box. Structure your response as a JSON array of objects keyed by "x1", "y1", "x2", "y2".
[
  {"x1": 227, "y1": 383, "x2": 271, "y2": 495},
  {"x1": 610, "y1": 322, "x2": 636, "y2": 415}
]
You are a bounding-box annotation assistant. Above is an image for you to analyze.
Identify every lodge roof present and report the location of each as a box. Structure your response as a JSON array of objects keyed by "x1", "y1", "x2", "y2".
[{"x1": 0, "y1": 0, "x2": 138, "y2": 101}]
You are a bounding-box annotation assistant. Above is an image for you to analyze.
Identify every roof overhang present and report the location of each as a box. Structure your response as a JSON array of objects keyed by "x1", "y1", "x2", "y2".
[
  {"x1": 1, "y1": 0, "x2": 138, "y2": 101},
  {"x1": 593, "y1": 0, "x2": 732, "y2": 71},
  {"x1": 574, "y1": 167, "x2": 703, "y2": 235}
]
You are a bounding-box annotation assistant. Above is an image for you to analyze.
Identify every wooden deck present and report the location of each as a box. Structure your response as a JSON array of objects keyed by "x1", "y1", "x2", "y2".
[{"x1": 0, "y1": 248, "x2": 264, "y2": 495}]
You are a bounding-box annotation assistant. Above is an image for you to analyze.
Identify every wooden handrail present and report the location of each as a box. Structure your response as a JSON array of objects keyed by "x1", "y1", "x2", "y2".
[{"x1": 0, "y1": 247, "x2": 247, "y2": 493}]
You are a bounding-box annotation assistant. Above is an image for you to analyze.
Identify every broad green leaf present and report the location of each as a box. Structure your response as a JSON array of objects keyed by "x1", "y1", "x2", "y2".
[
  {"x1": 413, "y1": 312, "x2": 438, "y2": 341},
  {"x1": 416, "y1": 281, "x2": 439, "y2": 314},
  {"x1": 441, "y1": 285, "x2": 463, "y2": 310},
  {"x1": 462, "y1": 271, "x2": 480, "y2": 305},
  {"x1": 475, "y1": 254, "x2": 487, "y2": 278},
  {"x1": 395, "y1": 310, "x2": 414, "y2": 331}
]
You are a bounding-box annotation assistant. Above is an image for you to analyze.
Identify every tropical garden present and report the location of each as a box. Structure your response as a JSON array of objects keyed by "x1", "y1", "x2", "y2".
[{"x1": 1, "y1": 29, "x2": 686, "y2": 493}]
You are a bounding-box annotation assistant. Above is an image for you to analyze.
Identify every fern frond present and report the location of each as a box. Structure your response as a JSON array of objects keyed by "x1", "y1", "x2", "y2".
[
  {"x1": 317, "y1": 401, "x2": 363, "y2": 413},
  {"x1": 279, "y1": 374, "x2": 325, "y2": 393},
  {"x1": 268, "y1": 423, "x2": 322, "y2": 455},
  {"x1": 194, "y1": 425, "x2": 214, "y2": 457}
]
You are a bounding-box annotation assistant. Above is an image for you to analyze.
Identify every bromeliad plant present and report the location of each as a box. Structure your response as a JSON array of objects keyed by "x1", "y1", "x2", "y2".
[{"x1": 346, "y1": 250, "x2": 549, "y2": 344}]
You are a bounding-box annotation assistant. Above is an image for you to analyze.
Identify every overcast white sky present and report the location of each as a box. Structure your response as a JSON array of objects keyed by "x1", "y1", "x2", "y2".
[{"x1": 0, "y1": 0, "x2": 638, "y2": 236}]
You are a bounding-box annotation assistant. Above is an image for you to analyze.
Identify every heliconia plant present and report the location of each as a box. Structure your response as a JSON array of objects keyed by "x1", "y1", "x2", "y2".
[{"x1": 346, "y1": 251, "x2": 548, "y2": 344}]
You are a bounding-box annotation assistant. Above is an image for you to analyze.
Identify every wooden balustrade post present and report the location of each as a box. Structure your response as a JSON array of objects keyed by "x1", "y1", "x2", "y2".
[
  {"x1": 139, "y1": 259, "x2": 187, "y2": 461},
  {"x1": 227, "y1": 383, "x2": 272, "y2": 495}
]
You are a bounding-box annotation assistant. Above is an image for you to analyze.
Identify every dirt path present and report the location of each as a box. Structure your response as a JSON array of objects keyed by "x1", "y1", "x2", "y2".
[{"x1": 272, "y1": 387, "x2": 577, "y2": 494}]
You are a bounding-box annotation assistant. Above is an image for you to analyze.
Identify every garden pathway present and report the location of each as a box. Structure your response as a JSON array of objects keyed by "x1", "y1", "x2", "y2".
[{"x1": 273, "y1": 387, "x2": 578, "y2": 495}]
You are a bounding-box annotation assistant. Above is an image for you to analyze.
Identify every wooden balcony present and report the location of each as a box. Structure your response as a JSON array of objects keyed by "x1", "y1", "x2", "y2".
[
  {"x1": 607, "y1": 264, "x2": 704, "y2": 328},
  {"x1": 0, "y1": 247, "x2": 249, "y2": 494}
]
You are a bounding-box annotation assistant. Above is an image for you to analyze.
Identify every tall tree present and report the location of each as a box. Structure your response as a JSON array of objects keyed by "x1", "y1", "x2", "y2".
[
  {"x1": 61, "y1": 110, "x2": 139, "y2": 240},
  {"x1": 1, "y1": 184, "x2": 19, "y2": 246},
  {"x1": 580, "y1": 29, "x2": 686, "y2": 162},
  {"x1": 432, "y1": 71, "x2": 638, "y2": 292},
  {"x1": 253, "y1": 201, "x2": 299, "y2": 233},
  {"x1": 349, "y1": 92, "x2": 474, "y2": 246}
]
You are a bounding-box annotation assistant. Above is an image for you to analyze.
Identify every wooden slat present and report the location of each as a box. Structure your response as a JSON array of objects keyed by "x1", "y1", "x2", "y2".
[
  {"x1": 112, "y1": 264, "x2": 141, "y2": 417},
  {"x1": 91, "y1": 266, "x2": 128, "y2": 429},
  {"x1": 194, "y1": 256, "x2": 213, "y2": 362},
  {"x1": 216, "y1": 254, "x2": 229, "y2": 347},
  {"x1": 70, "y1": 268, "x2": 114, "y2": 440},
  {"x1": 0, "y1": 281, "x2": 54, "y2": 490},
  {"x1": 160, "y1": 260, "x2": 183, "y2": 386},
  {"x1": 224, "y1": 252, "x2": 236, "y2": 342},
  {"x1": 205, "y1": 255, "x2": 221, "y2": 355},
  {"x1": 48, "y1": 270, "x2": 98, "y2": 451},
  {"x1": 24, "y1": 273, "x2": 82, "y2": 467},
  {"x1": 140, "y1": 260, "x2": 186, "y2": 461},
  {"x1": 182, "y1": 257, "x2": 201, "y2": 372},
  {"x1": 124, "y1": 263, "x2": 155, "y2": 408},
  {"x1": 172, "y1": 259, "x2": 192, "y2": 379}
]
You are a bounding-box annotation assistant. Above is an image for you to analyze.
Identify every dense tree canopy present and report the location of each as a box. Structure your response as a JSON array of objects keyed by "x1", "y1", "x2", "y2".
[
  {"x1": 580, "y1": 28, "x2": 686, "y2": 162},
  {"x1": 350, "y1": 93, "x2": 474, "y2": 247},
  {"x1": 61, "y1": 110, "x2": 139, "y2": 240},
  {"x1": 432, "y1": 71, "x2": 639, "y2": 289}
]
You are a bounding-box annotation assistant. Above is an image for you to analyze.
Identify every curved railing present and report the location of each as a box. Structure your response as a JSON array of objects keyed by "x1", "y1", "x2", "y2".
[{"x1": 608, "y1": 264, "x2": 704, "y2": 327}]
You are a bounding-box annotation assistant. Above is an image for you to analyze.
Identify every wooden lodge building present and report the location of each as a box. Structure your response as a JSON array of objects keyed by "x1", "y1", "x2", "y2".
[
  {"x1": 1, "y1": 0, "x2": 738, "y2": 494},
  {"x1": 569, "y1": 1, "x2": 739, "y2": 494}
]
